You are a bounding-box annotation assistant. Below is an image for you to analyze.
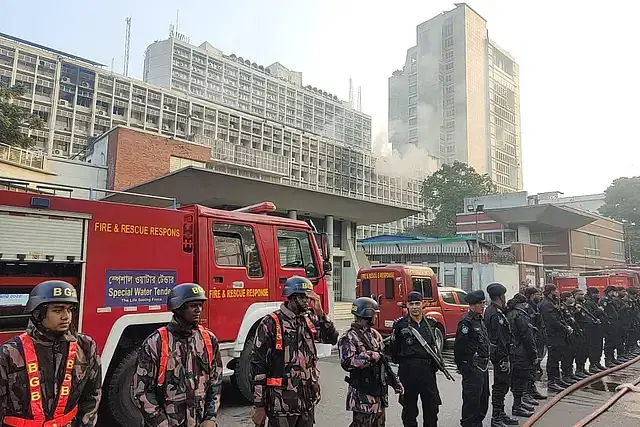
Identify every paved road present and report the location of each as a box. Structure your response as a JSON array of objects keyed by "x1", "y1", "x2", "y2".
[{"x1": 218, "y1": 346, "x2": 517, "y2": 427}]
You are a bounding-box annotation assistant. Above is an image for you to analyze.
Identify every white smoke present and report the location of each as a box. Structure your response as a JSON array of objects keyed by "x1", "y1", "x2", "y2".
[{"x1": 371, "y1": 116, "x2": 440, "y2": 181}]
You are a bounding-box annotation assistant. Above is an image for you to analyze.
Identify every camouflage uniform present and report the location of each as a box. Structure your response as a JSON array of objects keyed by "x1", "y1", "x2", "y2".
[
  {"x1": 132, "y1": 317, "x2": 223, "y2": 427},
  {"x1": 339, "y1": 322, "x2": 397, "y2": 427},
  {"x1": 251, "y1": 302, "x2": 338, "y2": 426},
  {"x1": 0, "y1": 320, "x2": 102, "y2": 427}
]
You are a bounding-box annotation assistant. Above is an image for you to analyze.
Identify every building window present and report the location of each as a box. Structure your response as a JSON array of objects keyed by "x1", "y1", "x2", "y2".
[
  {"x1": 584, "y1": 234, "x2": 600, "y2": 257},
  {"x1": 612, "y1": 240, "x2": 625, "y2": 259}
]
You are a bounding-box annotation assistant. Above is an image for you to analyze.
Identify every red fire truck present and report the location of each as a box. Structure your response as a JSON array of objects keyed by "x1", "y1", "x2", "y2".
[
  {"x1": 551, "y1": 269, "x2": 640, "y2": 296},
  {"x1": 0, "y1": 188, "x2": 332, "y2": 425}
]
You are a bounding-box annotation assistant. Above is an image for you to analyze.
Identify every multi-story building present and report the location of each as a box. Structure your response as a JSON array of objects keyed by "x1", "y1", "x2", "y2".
[
  {"x1": 0, "y1": 32, "x2": 425, "y2": 238},
  {"x1": 388, "y1": 3, "x2": 522, "y2": 193},
  {"x1": 457, "y1": 191, "x2": 626, "y2": 271},
  {"x1": 143, "y1": 37, "x2": 372, "y2": 152}
]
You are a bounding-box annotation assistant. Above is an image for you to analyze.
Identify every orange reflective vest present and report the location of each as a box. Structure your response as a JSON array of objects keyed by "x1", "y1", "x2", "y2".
[
  {"x1": 157, "y1": 325, "x2": 214, "y2": 387},
  {"x1": 265, "y1": 312, "x2": 317, "y2": 387},
  {"x1": 3, "y1": 333, "x2": 78, "y2": 427}
]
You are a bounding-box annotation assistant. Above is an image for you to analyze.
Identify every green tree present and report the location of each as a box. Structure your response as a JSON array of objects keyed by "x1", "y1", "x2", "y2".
[
  {"x1": 406, "y1": 161, "x2": 496, "y2": 237},
  {"x1": 599, "y1": 176, "x2": 640, "y2": 263},
  {"x1": 0, "y1": 85, "x2": 44, "y2": 149}
]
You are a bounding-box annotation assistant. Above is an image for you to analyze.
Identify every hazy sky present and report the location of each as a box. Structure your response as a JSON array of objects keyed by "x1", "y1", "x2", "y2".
[{"x1": 2, "y1": 0, "x2": 638, "y2": 195}]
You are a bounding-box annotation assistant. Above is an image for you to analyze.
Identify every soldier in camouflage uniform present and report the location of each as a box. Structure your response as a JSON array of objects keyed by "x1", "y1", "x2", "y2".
[
  {"x1": 339, "y1": 297, "x2": 403, "y2": 427},
  {"x1": 251, "y1": 276, "x2": 339, "y2": 427},
  {"x1": 132, "y1": 283, "x2": 223, "y2": 427},
  {"x1": 0, "y1": 280, "x2": 102, "y2": 427}
]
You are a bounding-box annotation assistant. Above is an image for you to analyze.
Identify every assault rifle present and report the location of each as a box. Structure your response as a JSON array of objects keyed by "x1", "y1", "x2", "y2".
[{"x1": 352, "y1": 328, "x2": 403, "y2": 393}]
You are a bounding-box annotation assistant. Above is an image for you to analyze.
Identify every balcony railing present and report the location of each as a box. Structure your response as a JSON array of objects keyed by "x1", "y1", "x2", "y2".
[
  {"x1": 202, "y1": 138, "x2": 290, "y2": 177},
  {"x1": 0, "y1": 142, "x2": 45, "y2": 169}
]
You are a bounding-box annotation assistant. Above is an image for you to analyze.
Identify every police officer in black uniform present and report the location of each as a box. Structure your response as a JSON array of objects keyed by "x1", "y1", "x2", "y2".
[
  {"x1": 627, "y1": 287, "x2": 640, "y2": 355},
  {"x1": 454, "y1": 290, "x2": 490, "y2": 427},
  {"x1": 522, "y1": 286, "x2": 547, "y2": 400},
  {"x1": 617, "y1": 286, "x2": 633, "y2": 360},
  {"x1": 539, "y1": 284, "x2": 575, "y2": 392},
  {"x1": 582, "y1": 287, "x2": 606, "y2": 373},
  {"x1": 484, "y1": 283, "x2": 520, "y2": 426},
  {"x1": 505, "y1": 292, "x2": 538, "y2": 418},
  {"x1": 600, "y1": 285, "x2": 621, "y2": 367},
  {"x1": 390, "y1": 291, "x2": 442, "y2": 427}
]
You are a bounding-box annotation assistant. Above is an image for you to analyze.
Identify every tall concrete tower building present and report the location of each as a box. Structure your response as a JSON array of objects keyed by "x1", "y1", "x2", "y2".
[{"x1": 389, "y1": 3, "x2": 522, "y2": 193}]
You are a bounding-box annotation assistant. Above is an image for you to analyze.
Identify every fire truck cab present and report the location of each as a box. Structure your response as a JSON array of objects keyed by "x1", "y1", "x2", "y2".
[
  {"x1": 356, "y1": 264, "x2": 466, "y2": 352},
  {"x1": 0, "y1": 187, "x2": 332, "y2": 426}
]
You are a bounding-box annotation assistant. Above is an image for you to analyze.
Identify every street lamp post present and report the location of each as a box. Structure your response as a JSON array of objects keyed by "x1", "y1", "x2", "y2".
[{"x1": 467, "y1": 204, "x2": 485, "y2": 262}]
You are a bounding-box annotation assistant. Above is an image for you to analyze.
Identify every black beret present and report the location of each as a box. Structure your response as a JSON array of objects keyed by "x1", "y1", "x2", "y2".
[
  {"x1": 586, "y1": 287, "x2": 600, "y2": 294},
  {"x1": 407, "y1": 291, "x2": 423, "y2": 302},
  {"x1": 487, "y1": 283, "x2": 507, "y2": 297},
  {"x1": 605, "y1": 285, "x2": 618, "y2": 293},
  {"x1": 543, "y1": 284, "x2": 557, "y2": 295},
  {"x1": 617, "y1": 286, "x2": 626, "y2": 292},
  {"x1": 524, "y1": 286, "x2": 541, "y2": 298},
  {"x1": 464, "y1": 290, "x2": 485, "y2": 305}
]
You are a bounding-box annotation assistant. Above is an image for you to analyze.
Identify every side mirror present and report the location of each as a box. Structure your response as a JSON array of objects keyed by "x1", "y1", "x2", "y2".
[
  {"x1": 320, "y1": 232, "x2": 330, "y2": 261},
  {"x1": 322, "y1": 260, "x2": 332, "y2": 273}
]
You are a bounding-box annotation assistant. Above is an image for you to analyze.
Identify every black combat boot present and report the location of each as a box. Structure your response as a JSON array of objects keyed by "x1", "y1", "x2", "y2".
[
  {"x1": 588, "y1": 363, "x2": 603, "y2": 374},
  {"x1": 512, "y1": 395, "x2": 535, "y2": 417},
  {"x1": 557, "y1": 378, "x2": 574, "y2": 388},
  {"x1": 490, "y1": 410, "x2": 508, "y2": 427},
  {"x1": 547, "y1": 380, "x2": 565, "y2": 393},
  {"x1": 574, "y1": 366, "x2": 589, "y2": 379},
  {"x1": 498, "y1": 411, "x2": 519, "y2": 425},
  {"x1": 523, "y1": 394, "x2": 539, "y2": 406},
  {"x1": 529, "y1": 383, "x2": 547, "y2": 400}
]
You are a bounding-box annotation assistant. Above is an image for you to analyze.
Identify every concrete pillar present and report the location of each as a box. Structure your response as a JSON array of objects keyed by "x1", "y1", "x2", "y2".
[
  {"x1": 288, "y1": 210, "x2": 297, "y2": 220},
  {"x1": 325, "y1": 215, "x2": 335, "y2": 318},
  {"x1": 517, "y1": 225, "x2": 531, "y2": 243},
  {"x1": 341, "y1": 220, "x2": 357, "y2": 302},
  {"x1": 455, "y1": 262, "x2": 462, "y2": 287}
]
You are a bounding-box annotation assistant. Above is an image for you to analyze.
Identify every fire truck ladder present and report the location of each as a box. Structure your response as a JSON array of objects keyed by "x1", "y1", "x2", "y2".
[{"x1": 0, "y1": 176, "x2": 178, "y2": 209}]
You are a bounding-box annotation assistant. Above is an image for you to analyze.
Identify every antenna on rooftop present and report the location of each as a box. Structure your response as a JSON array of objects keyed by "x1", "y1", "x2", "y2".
[
  {"x1": 348, "y1": 77, "x2": 353, "y2": 108},
  {"x1": 357, "y1": 86, "x2": 362, "y2": 111},
  {"x1": 176, "y1": 9, "x2": 179, "y2": 32},
  {"x1": 123, "y1": 17, "x2": 131, "y2": 77}
]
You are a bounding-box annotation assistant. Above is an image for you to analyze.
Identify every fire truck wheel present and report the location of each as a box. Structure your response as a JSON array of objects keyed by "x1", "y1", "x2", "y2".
[
  {"x1": 232, "y1": 328, "x2": 256, "y2": 403},
  {"x1": 107, "y1": 349, "x2": 143, "y2": 427}
]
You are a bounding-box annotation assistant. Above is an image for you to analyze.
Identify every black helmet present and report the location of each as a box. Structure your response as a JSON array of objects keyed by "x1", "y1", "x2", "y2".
[
  {"x1": 167, "y1": 283, "x2": 207, "y2": 311},
  {"x1": 26, "y1": 280, "x2": 78, "y2": 313},
  {"x1": 351, "y1": 297, "x2": 379, "y2": 319},
  {"x1": 282, "y1": 276, "x2": 313, "y2": 298}
]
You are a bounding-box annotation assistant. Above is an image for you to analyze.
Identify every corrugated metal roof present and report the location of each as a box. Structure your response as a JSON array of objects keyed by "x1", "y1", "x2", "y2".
[{"x1": 358, "y1": 234, "x2": 476, "y2": 246}]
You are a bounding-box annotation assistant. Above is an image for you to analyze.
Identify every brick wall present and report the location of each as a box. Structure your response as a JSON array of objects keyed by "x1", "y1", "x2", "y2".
[{"x1": 107, "y1": 127, "x2": 210, "y2": 190}]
